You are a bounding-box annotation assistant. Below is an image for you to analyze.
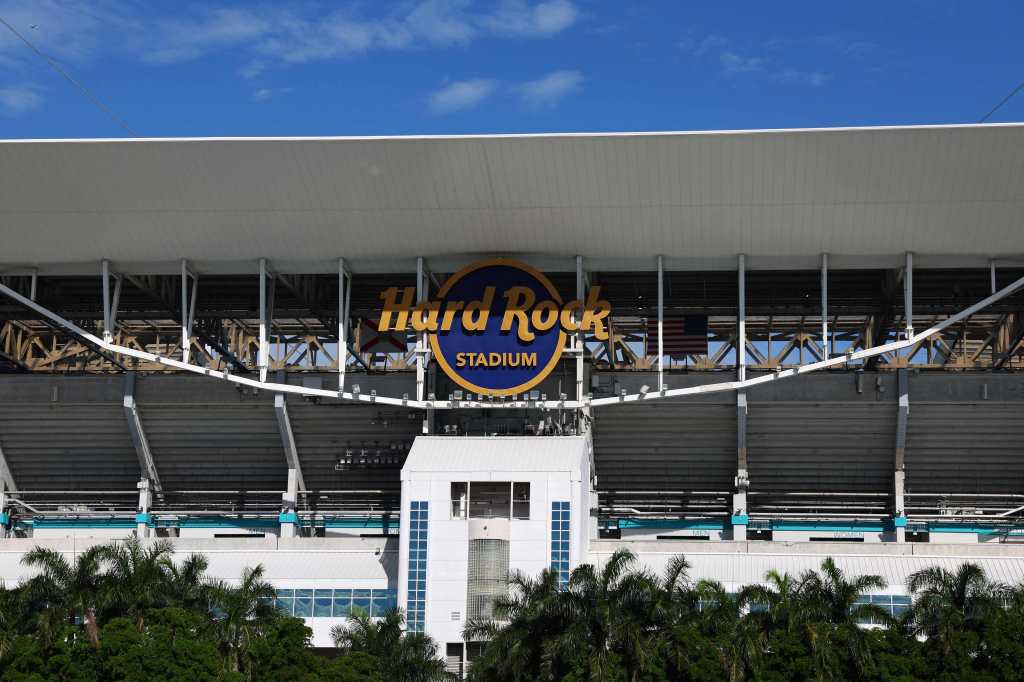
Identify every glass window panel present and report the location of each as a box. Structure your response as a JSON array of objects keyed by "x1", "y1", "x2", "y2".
[
  {"x1": 352, "y1": 589, "x2": 372, "y2": 615},
  {"x1": 333, "y1": 589, "x2": 353, "y2": 617},
  {"x1": 314, "y1": 590, "x2": 333, "y2": 617},
  {"x1": 294, "y1": 589, "x2": 313, "y2": 618},
  {"x1": 275, "y1": 597, "x2": 294, "y2": 616},
  {"x1": 371, "y1": 591, "x2": 390, "y2": 617}
]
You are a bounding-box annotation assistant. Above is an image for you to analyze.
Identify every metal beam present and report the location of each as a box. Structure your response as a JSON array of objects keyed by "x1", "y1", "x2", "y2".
[
  {"x1": 0, "y1": 440, "x2": 17, "y2": 494},
  {"x1": 180, "y1": 260, "x2": 198, "y2": 364},
  {"x1": 657, "y1": 255, "x2": 664, "y2": 392},
  {"x1": 894, "y1": 368, "x2": 909, "y2": 541},
  {"x1": 733, "y1": 254, "x2": 748, "y2": 540},
  {"x1": 123, "y1": 373, "x2": 161, "y2": 491},
  {"x1": 821, "y1": 253, "x2": 829, "y2": 358},
  {"x1": 120, "y1": 273, "x2": 247, "y2": 371},
  {"x1": 273, "y1": 392, "x2": 306, "y2": 491}
]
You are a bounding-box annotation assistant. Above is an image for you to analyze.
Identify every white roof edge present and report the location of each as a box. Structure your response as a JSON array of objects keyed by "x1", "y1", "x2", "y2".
[{"x1": 2, "y1": 121, "x2": 1022, "y2": 145}]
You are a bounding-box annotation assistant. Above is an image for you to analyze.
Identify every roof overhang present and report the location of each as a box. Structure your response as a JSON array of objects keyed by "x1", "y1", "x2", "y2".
[{"x1": 2, "y1": 123, "x2": 1023, "y2": 274}]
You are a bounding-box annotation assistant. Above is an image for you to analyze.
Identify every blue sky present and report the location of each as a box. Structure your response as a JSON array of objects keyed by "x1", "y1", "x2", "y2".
[{"x1": 0, "y1": 1, "x2": 1022, "y2": 138}]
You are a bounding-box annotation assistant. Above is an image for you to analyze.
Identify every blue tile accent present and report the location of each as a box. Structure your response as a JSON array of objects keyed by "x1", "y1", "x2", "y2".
[
  {"x1": 134, "y1": 512, "x2": 152, "y2": 524},
  {"x1": 278, "y1": 511, "x2": 299, "y2": 524},
  {"x1": 406, "y1": 501, "x2": 428, "y2": 632},
  {"x1": 893, "y1": 516, "x2": 908, "y2": 528},
  {"x1": 550, "y1": 501, "x2": 570, "y2": 588},
  {"x1": 730, "y1": 514, "x2": 749, "y2": 525}
]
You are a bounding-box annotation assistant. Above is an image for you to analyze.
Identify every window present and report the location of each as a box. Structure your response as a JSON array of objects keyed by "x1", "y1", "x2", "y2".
[
  {"x1": 275, "y1": 589, "x2": 294, "y2": 616},
  {"x1": 513, "y1": 483, "x2": 530, "y2": 519},
  {"x1": 333, "y1": 589, "x2": 353, "y2": 617},
  {"x1": 313, "y1": 590, "x2": 333, "y2": 617},
  {"x1": 450, "y1": 482, "x2": 531, "y2": 520},
  {"x1": 352, "y1": 589, "x2": 372, "y2": 615},
  {"x1": 451, "y1": 482, "x2": 468, "y2": 519},
  {"x1": 469, "y1": 482, "x2": 510, "y2": 519},
  {"x1": 293, "y1": 589, "x2": 314, "y2": 617}
]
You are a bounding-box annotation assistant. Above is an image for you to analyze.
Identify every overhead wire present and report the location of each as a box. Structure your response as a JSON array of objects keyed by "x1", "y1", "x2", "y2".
[{"x1": 0, "y1": 14, "x2": 139, "y2": 136}]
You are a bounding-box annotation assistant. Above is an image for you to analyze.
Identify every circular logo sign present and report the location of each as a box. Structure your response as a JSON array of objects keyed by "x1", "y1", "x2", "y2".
[{"x1": 429, "y1": 259, "x2": 566, "y2": 396}]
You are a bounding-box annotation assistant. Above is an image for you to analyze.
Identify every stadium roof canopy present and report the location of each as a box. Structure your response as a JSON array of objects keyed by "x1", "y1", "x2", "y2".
[{"x1": 1, "y1": 123, "x2": 1022, "y2": 275}]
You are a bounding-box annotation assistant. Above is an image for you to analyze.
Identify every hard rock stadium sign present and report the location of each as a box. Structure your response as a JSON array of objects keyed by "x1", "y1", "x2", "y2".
[{"x1": 377, "y1": 259, "x2": 611, "y2": 396}]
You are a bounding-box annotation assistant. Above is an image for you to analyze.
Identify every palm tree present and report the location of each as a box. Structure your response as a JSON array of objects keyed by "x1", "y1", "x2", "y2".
[
  {"x1": 745, "y1": 569, "x2": 803, "y2": 636},
  {"x1": 551, "y1": 547, "x2": 660, "y2": 682},
  {"x1": 798, "y1": 557, "x2": 890, "y2": 680},
  {"x1": 164, "y1": 552, "x2": 211, "y2": 612},
  {"x1": 0, "y1": 584, "x2": 24, "y2": 658},
  {"x1": 100, "y1": 536, "x2": 175, "y2": 630},
  {"x1": 22, "y1": 543, "x2": 108, "y2": 647},
  {"x1": 463, "y1": 568, "x2": 567, "y2": 681},
  {"x1": 693, "y1": 579, "x2": 764, "y2": 682},
  {"x1": 333, "y1": 607, "x2": 451, "y2": 682},
  {"x1": 906, "y1": 562, "x2": 1007, "y2": 656},
  {"x1": 207, "y1": 564, "x2": 277, "y2": 676}
]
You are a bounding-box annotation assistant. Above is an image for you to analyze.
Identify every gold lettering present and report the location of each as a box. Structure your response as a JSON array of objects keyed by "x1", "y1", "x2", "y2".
[
  {"x1": 580, "y1": 286, "x2": 612, "y2": 341},
  {"x1": 559, "y1": 300, "x2": 582, "y2": 332},
  {"x1": 501, "y1": 286, "x2": 536, "y2": 342},
  {"x1": 456, "y1": 353, "x2": 467, "y2": 367},
  {"x1": 531, "y1": 300, "x2": 559, "y2": 332},
  {"x1": 440, "y1": 301, "x2": 465, "y2": 331},
  {"x1": 378, "y1": 287, "x2": 416, "y2": 331},
  {"x1": 462, "y1": 287, "x2": 494, "y2": 332},
  {"x1": 522, "y1": 352, "x2": 537, "y2": 367},
  {"x1": 411, "y1": 300, "x2": 441, "y2": 332}
]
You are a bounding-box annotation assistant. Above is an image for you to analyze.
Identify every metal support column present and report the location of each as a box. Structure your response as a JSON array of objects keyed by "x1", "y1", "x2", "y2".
[
  {"x1": 732, "y1": 254, "x2": 749, "y2": 541},
  {"x1": 101, "y1": 259, "x2": 122, "y2": 343},
  {"x1": 0, "y1": 444, "x2": 15, "y2": 539},
  {"x1": 338, "y1": 258, "x2": 348, "y2": 392},
  {"x1": 123, "y1": 373, "x2": 162, "y2": 491},
  {"x1": 904, "y1": 252, "x2": 914, "y2": 339},
  {"x1": 181, "y1": 260, "x2": 198, "y2": 364},
  {"x1": 275, "y1": 390, "x2": 305, "y2": 538},
  {"x1": 416, "y1": 257, "x2": 434, "y2": 434},
  {"x1": 576, "y1": 256, "x2": 588, "y2": 433},
  {"x1": 894, "y1": 368, "x2": 909, "y2": 542},
  {"x1": 657, "y1": 255, "x2": 664, "y2": 392},
  {"x1": 136, "y1": 478, "x2": 152, "y2": 538},
  {"x1": 821, "y1": 253, "x2": 829, "y2": 358},
  {"x1": 991, "y1": 259, "x2": 997, "y2": 295},
  {"x1": 259, "y1": 258, "x2": 270, "y2": 383}
]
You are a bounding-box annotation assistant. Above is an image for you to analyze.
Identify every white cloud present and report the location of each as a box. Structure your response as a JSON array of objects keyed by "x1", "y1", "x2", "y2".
[
  {"x1": 429, "y1": 78, "x2": 497, "y2": 115},
  {"x1": 775, "y1": 69, "x2": 832, "y2": 87},
  {"x1": 0, "y1": 86, "x2": 42, "y2": 114},
  {"x1": 518, "y1": 69, "x2": 583, "y2": 109},
  {"x1": 484, "y1": 0, "x2": 578, "y2": 36},
  {"x1": 720, "y1": 50, "x2": 765, "y2": 74},
  {"x1": 251, "y1": 87, "x2": 291, "y2": 102},
  {"x1": 0, "y1": 2, "x2": 580, "y2": 78},
  {"x1": 239, "y1": 59, "x2": 266, "y2": 80}
]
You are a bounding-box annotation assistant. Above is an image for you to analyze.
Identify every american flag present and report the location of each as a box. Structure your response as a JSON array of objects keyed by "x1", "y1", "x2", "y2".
[{"x1": 645, "y1": 316, "x2": 708, "y2": 357}]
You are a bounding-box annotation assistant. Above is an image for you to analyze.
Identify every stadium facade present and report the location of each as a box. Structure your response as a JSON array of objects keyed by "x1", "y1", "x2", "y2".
[{"x1": 2, "y1": 123, "x2": 1024, "y2": 665}]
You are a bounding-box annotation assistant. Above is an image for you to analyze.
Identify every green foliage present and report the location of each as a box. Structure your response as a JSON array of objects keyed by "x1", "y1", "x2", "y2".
[
  {"x1": 0, "y1": 539, "x2": 403, "y2": 681},
  {"x1": 6, "y1": 537, "x2": 1024, "y2": 682},
  {"x1": 468, "y1": 551, "x2": 1024, "y2": 682}
]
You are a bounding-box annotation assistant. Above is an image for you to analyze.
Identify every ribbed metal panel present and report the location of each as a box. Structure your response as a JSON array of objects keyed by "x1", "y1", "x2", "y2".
[
  {"x1": 287, "y1": 403, "x2": 422, "y2": 491},
  {"x1": 906, "y1": 403, "x2": 1024, "y2": 494},
  {"x1": 592, "y1": 402, "x2": 735, "y2": 491},
  {"x1": 0, "y1": 403, "x2": 138, "y2": 490},
  {"x1": 139, "y1": 404, "x2": 286, "y2": 490},
  {"x1": 748, "y1": 402, "x2": 894, "y2": 493}
]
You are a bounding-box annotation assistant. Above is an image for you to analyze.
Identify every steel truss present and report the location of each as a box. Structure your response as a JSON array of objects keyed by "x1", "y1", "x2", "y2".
[{"x1": 2, "y1": 260, "x2": 1024, "y2": 410}]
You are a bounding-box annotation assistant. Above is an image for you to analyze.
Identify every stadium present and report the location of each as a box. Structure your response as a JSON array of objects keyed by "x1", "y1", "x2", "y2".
[{"x1": 2, "y1": 122, "x2": 1024, "y2": 666}]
